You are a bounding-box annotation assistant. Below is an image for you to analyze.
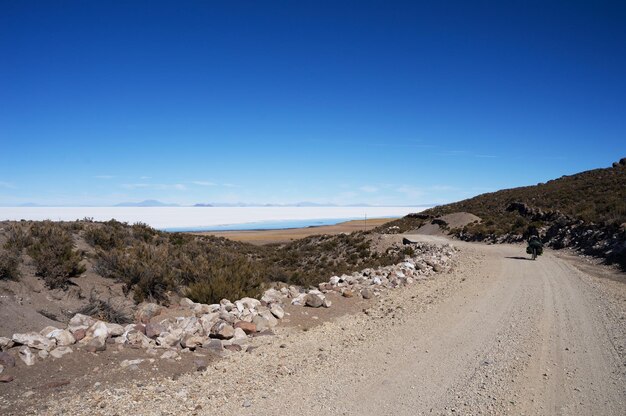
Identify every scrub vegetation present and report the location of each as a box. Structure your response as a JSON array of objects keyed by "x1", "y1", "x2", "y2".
[{"x1": 0, "y1": 218, "x2": 411, "y2": 304}]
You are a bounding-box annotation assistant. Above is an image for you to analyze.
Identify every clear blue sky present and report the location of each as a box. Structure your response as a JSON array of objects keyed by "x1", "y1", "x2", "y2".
[{"x1": 1, "y1": 1, "x2": 625, "y2": 206}]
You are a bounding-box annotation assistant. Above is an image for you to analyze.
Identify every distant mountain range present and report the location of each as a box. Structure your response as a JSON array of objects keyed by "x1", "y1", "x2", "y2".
[
  {"x1": 192, "y1": 202, "x2": 374, "y2": 207},
  {"x1": 115, "y1": 200, "x2": 180, "y2": 207},
  {"x1": 9, "y1": 200, "x2": 429, "y2": 208}
]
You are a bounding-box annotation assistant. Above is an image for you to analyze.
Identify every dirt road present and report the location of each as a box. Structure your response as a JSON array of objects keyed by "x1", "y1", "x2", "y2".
[
  {"x1": 224, "y1": 237, "x2": 626, "y2": 415},
  {"x1": 27, "y1": 237, "x2": 626, "y2": 415},
  {"x1": 327, "y1": 236, "x2": 626, "y2": 415}
]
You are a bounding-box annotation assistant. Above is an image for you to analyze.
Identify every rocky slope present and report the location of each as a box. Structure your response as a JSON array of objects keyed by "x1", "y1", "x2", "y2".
[{"x1": 380, "y1": 158, "x2": 626, "y2": 269}]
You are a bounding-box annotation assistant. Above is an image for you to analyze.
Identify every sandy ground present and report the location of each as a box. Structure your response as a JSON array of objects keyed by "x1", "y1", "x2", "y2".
[
  {"x1": 7, "y1": 235, "x2": 625, "y2": 415},
  {"x1": 191, "y1": 218, "x2": 394, "y2": 245}
]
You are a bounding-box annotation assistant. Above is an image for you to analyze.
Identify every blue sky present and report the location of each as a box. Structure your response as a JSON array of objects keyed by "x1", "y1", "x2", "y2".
[{"x1": 1, "y1": 1, "x2": 625, "y2": 206}]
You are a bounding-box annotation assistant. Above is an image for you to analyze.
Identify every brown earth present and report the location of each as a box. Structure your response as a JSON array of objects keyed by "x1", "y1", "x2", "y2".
[{"x1": 190, "y1": 218, "x2": 394, "y2": 245}]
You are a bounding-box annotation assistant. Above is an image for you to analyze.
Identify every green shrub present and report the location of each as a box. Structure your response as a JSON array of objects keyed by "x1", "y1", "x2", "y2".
[
  {"x1": 28, "y1": 221, "x2": 86, "y2": 289},
  {"x1": 95, "y1": 243, "x2": 175, "y2": 303},
  {"x1": 0, "y1": 249, "x2": 21, "y2": 280},
  {"x1": 184, "y1": 257, "x2": 264, "y2": 304},
  {"x1": 3, "y1": 224, "x2": 31, "y2": 251},
  {"x1": 131, "y1": 222, "x2": 157, "y2": 243},
  {"x1": 84, "y1": 220, "x2": 131, "y2": 250}
]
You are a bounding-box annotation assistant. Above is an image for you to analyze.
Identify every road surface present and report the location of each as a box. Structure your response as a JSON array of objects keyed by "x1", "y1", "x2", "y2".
[{"x1": 234, "y1": 236, "x2": 626, "y2": 415}]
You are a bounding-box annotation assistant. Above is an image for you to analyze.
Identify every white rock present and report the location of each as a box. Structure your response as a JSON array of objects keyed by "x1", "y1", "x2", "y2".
[
  {"x1": 322, "y1": 298, "x2": 332, "y2": 308},
  {"x1": 50, "y1": 346, "x2": 73, "y2": 359},
  {"x1": 120, "y1": 359, "x2": 144, "y2": 368},
  {"x1": 235, "y1": 301, "x2": 245, "y2": 313},
  {"x1": 258, "y1": 310, "x2": 278, "y2": 328},
  {"x1": 126, "y1": 330, "x2": 153, "y2": 348},
  {"x1": 12, "y1": 332, "x2": 56, "y2": 351},
  {"x1": 38, "y1": 350, "x2": 49, "y2": 359},
  {"x1": 105, "y1": 323, "x2": 125, "y2": 337},
  {"x1": 219, "y1": 310, "x2": 238, "y2": 324},
  {"x1": 270, "y1": 304, "x2": 285, "y2": 319},
  {"x1": 288, "y1": 286, "x2": 300, "y2": 298},
  {"x1": 199, "y1": 312, "x2": 220, "y2": 334},
  {"x1": 179, "y1": 297, "x2": 195, "y2": 308},
  {"x1": 18, "y1": 346, "x2": 36, "y2": 366},
  {"x1": 178, "y1": 316, "x2": 202, "y2": 336},
  {"x1": 210, "y1": 321, "x2": 235, "y2": 339},
  {"x1": 114, "y1": 334, "x2": 127, "y2": 344},
  {"x1": 240, "y1": 312, "x2": 254, "y2": 322},
  {"x1": 124, "y1": 323, "x2": 137, "y2": 333},
  {"x1": 0, "y1": 364, "x2": 3, "y2": 374},
  {"x1": 233, "y1": 327, "x2": 247, "y2": 340},
  {"x1": 84, "y1": 335, "x2": 106, "y2": 352},
  {"x1": 240, "y1": 297, "x2": 261, "y2": 310},
  {"x1": 48, "y1": 329, "x2": 76, "y2": 346},
  {"x1": 252, "y1": 315, "x2": 270, "y2": 332},
  {"x1": 304, "y1": 293, "x2": 324, "y2": 308},
  {"x1": 67, "y1": 313, "x2": 96, "y2": 333},
  {"x1": 329, "y1": 276, "x2": 341, "y2": 285},
  {"x1": 261, "y1": 289, "x2": 283, "y2": 304},
  {"x1": 82, "y1": 321, "x2": 109, "y2": 343},
  {"x1": 291, "y1": 293, "x2": 307, "y2": 306},
  {"x1": 0, "y1": 336, "x2": 14, "y2": 350},
  {"x1": 39, "y1": 326, "x2": 59, "y2": 337},
  {"x1": 181, "y1": 335, "x2": 204, "y2": 349},
  {"x1": 160, "y1": 350, "x2": 179, "y2": 360},
  {"x1": 156, "y1": 332, "x2": 180, "y2": 348},
  {"x1": 193, "y1": 303, "x2": 212, "y2": 315}
]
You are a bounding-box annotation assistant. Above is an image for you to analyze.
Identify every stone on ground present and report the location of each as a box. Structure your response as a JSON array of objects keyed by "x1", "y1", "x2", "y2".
[{"x1": 18, "y1": 346, "x2": 36, "y2": 366}]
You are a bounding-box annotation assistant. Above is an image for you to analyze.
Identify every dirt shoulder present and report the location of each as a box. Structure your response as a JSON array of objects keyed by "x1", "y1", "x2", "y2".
[{"x1": 190, "y1": 218, "x2": 394, "y2": 245}]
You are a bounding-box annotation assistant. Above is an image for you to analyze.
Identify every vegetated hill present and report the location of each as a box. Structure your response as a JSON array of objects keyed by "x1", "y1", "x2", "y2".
[
  {"x1": 378, "y1": 159, "x2": 626, "y2": 268},
  {"x1": 0, "y1": 219, "x2": 414, "y2": 312}
]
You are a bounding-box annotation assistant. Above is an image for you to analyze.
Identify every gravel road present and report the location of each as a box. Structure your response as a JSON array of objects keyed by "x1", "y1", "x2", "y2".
[{"x1": 25, "y1": 237, "x2": 626, "y2": 415}]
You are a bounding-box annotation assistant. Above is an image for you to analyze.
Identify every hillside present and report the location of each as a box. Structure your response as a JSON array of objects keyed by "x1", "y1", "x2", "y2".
[
  {"x1": 0, "y1": 219, "x2": 415, "y2": 331},
  {"x1": 378, "y1": 159, "x2": 626, "y2": 268}
]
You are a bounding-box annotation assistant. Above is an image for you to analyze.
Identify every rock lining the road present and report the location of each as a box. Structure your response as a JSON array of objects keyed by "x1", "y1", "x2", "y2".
[{"x1": 0, "y1": 241, "x2": 456, "y2": 377}]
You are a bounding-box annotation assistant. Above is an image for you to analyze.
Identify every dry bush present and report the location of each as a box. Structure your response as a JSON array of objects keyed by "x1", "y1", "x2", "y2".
[
  {"x1": 95, "y1": 243, "x2": 175, "y2": 303},
  {"x1": 76, "y1": 292, "x2": 132, "y2": 324},
  {"x1": 84, "y1": 219, "x2": 132, "y2": 250},
  {"x1": 3, "y1": 223, "x2": 32, "y2": 251},
  {"x1": 28, "y1": 221, "x2": 86, "y2": 289},
  {"x1": 86, "y1": 222, "x2": 420, "y2": 304},
  {"x1": 96, "y1": 237, "x2": 266, "y2": 304},
  {"x1": 184, "y1": 256, "x2": 264, "y2": 304},
  {"x1": 0, "y1": 249, "x2": 21, "y2": 280},
  {"x1": 268, "y1": 232, "x2": 414, "y2": 287}
]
